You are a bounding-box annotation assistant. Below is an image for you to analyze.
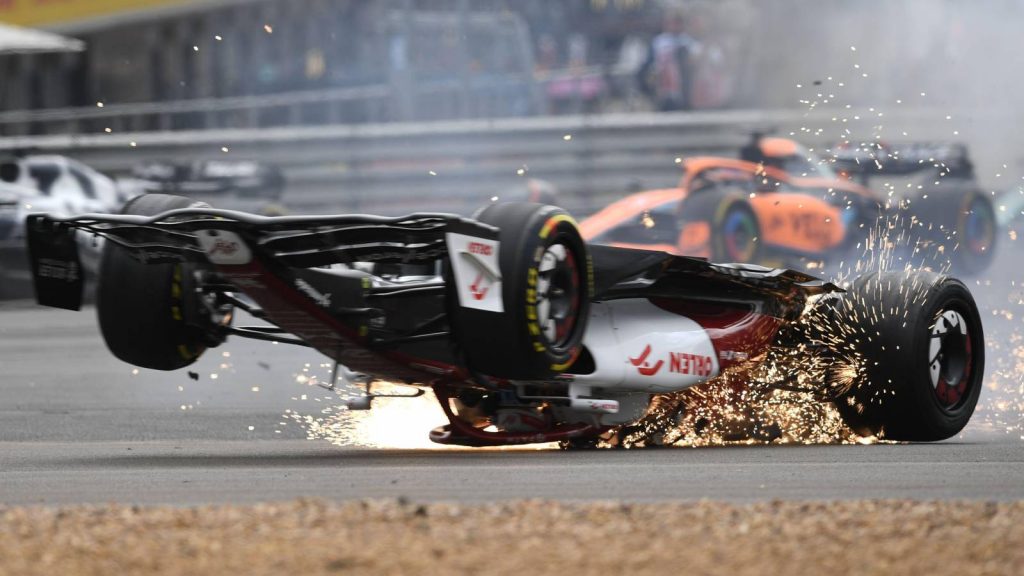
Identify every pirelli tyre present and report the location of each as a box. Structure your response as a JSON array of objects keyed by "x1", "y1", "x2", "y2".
[
  {"x1": 833, "y1": 270, "x2": 984, "y2": 441},
  {"x1": 97, "y1": 193, "x2": 215, "y2": 371},
  {"x1": 456, "y1": 203, "x2": 592, "y2": 380}
]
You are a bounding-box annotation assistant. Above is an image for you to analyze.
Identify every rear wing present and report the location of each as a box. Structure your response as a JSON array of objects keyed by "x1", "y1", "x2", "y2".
[
  {"x1": 830, "y1": 142, "x2": 974, "y2": 180},
  {"x1": 25, "y1": 209, "x2": 497, "y2": 310}
]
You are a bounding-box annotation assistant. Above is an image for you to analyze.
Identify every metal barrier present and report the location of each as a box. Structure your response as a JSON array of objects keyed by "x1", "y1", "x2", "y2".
[
  {"x1": 0, "y1": 84, "x2": 394, "y2": 134},
  {"x1": 0, "y1": 107, "x2": 980, "y2": 216},
  {"x1": 0, "y1": 67, "x2": 615, "y2": 137}
]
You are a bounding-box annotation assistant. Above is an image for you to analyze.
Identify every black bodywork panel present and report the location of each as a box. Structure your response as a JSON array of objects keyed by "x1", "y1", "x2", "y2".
[{"x1": 25, "y1": 207, "x2": 836, "y2": 321}]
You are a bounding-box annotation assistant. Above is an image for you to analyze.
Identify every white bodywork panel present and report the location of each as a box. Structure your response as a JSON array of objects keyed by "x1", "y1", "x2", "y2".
[
  {"x1": 445, "y1": 232, "x2": 503, "y2": 312},
  {"x1": 574, "y1": 299, "x2": 721, "y2": 393},
  {"x1": 550, "y1": 391, "x2": 652, "y2": 427},
  {"x1": 196, "y1": 229, "x2": 254, "y2": 265}
]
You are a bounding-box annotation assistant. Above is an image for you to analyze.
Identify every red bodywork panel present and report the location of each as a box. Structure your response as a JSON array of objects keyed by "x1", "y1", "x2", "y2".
[
  {"x1": 214, "y1": 256, "x2": 465, "y2": 384},
  {"x1": 650, "y1": 298, "x2": 782, "y2": 371}
]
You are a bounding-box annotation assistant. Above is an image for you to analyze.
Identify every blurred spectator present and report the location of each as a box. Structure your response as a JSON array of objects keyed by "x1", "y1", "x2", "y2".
[
  {"x1": 637, "y1": 12, "x2": 701, "y2": 111},
  {"x1": 567, "y1": 33, "x2": 588, "y2": 69},
  {"x1": 543, "y1": 33, "x2": 607, "y2": 115},
  {"x1": 534, "y1": 33, "x2": 559, "y2": 74},
  {"x1": 688, "y1": 15, "x2": 731, "y2": 109}
]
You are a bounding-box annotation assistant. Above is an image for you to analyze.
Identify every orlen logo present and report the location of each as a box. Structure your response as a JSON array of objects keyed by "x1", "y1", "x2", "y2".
[
  {"x1": 630, "y1": 345, "x2": 714, "y2": 378},
  {"x1": 669, "y1": 352, "x2": 713, "y2": 377},
  {"x1": 468, "y1": 241, "x2": 493, "y2": 256},
  {"x1": 629, "y1": 344, "x2": 664, "y2": 376}
]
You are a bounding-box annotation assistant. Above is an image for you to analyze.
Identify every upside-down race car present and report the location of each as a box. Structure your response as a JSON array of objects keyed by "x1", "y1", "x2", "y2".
[
  {"x1": 582, "y1": 136, "x2": 996, "y2": 275},
  {"x1": 26, "y1": 195, "x2": 984, "y2": 445}
]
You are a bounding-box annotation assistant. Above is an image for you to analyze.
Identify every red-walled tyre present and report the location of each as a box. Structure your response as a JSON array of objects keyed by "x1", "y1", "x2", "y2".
[{"x1": 833, "y1": 270, "x2": 984, "y2": 441}]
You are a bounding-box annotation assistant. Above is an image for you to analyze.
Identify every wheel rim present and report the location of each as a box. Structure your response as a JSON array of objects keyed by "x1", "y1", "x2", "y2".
[
  {"x1": 928, "y1": 308, "x2": 973, "y2": 409},
  {"x1": 535, "y1": 242, "x2": 581, "y2": 349},
  {"x1": 722, "y1": 208, "x2": 757, "y2": 261},
  {"x1": 962, "y1": 196, "x2": 995, "y2": 256}
]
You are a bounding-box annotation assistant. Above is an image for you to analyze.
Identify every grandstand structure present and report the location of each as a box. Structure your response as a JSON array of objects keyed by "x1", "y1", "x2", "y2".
[{"x1": 0, "y1": 0, "x2": 659, "y2": 135}]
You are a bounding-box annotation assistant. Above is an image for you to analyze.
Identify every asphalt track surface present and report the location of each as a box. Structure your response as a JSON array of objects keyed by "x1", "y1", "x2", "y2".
[{"x1": 1, "y1": 290, "x2": 1022, "y2": 506}]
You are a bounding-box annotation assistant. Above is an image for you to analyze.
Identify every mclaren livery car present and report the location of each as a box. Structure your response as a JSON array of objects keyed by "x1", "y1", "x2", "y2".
[
  {"x1": 26, "y1": 195, "x2": 984, "y2": 446},
  {"x1": 582, "y1": 137, "x2": 996, "y2": 275}
]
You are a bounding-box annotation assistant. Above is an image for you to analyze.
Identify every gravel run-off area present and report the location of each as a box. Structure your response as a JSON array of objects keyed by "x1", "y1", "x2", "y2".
[{"x1": 1, "y1": 499, "x2": 1021, "y2": 576}]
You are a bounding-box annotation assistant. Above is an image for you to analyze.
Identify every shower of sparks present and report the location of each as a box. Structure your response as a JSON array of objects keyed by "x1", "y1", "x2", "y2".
[
  {"x1": 281, "y1": 369, "x2": 456, "y2": 449},
  {"x1": 272, "y1": 61, "x2": 1023, "y2": 450},
  {"x1": 280, "y1": 203, "x2": 1021, "y2": 450},
  {"x1": 598, "y1": 210, "x2": 965, "y2": 449}
]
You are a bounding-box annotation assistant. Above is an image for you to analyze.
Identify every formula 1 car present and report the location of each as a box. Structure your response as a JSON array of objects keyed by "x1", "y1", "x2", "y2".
[
  {"x1": 26, "y1": 194, "x2": 984, "y2": 445},
  {"x1": 1, "y1": 154, "x2": 117, "y2": 298},
  {"x1": 582, "y1": 136, "x2": 996, "y2": 276}
]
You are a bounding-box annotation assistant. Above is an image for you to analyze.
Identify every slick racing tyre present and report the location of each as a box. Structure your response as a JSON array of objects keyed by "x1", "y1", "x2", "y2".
[
  {"x1": 455, "y1": 202, "x2": 592, "y2": 380},
  {"x1": 905, "y1": 185, "x2": 996, "y2": 276},
  {"x1": 833, "y1": 270, "x2": 984, "y2": 441},
  {"x1": 949, "y1": 191, "x2": 996, "y2": 275},
  {"x1": 97, "y1": 194, "x2": 216, "y2": 370},
  {"x1": 679, "y1": 187, "x2": 762, "y2": 264}
]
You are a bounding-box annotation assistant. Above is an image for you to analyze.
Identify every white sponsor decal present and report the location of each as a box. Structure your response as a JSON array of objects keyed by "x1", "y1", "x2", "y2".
[
  {"x1": 571, "y1": 300, "x2": 721, "y2": 393},
  {"x1": 445, "y1": 232, "x2": 503, "y2": 312},
  {"x1": 294, "y1": 278, "x2": 332, "y2": 308},
  {"x1": 196, "y1": 229, "x2": 252, "y2": 265},
  {"x1": 37, "y1": 258, "x2": 79, "y2": 282}
]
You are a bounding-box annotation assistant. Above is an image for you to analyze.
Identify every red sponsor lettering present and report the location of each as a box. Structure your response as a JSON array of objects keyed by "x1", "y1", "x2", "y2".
[
  {"x1": 629, "y1": 344, "x2": 664, "y2": 376},
  {"x1": 631, "y1": 345, "x2": 713, "y2": 378},
  {"x1": 468, "y1": 241, "x2": 493, "y2": 256},
  {"x1": 669, "y1": 352, "x2": 714, "y2": 377},
  {"x1": 208, "y1": 239, "x2": 239, "y2": 256},
  {"x1": 469, "y1": 272, "x2": 489, "y2": 300}
]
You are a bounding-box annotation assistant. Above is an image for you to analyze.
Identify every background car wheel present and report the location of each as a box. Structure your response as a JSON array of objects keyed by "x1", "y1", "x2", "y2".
[
  {"x1": 952, "y1": 192, "x2": 997, "y2": 275},
  {"x1": 905, "y1": 186, "x2": 996, "y2": 276},
  {"x1": 711, "y1": 196, "x2": 762, "y2": 263},
  {"x1": 97, "y1": 193, "x2": 217, "y2": 370},
  {"x1": 833, "y1": 270, "x2": 984, "y2": 441},
  {"x1": 455, "y1": 202, "x2": 592, "y2": 380}
]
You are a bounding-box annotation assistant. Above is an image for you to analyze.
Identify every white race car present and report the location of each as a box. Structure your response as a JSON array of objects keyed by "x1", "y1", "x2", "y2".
[{"x1": 0, "y1": 154, "x2": 119, "y2": 297}]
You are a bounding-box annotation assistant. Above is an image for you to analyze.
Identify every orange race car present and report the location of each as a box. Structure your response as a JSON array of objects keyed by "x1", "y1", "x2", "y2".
[{"x1": 580, "y1": 136, "x2": 996, "y2": 274}]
